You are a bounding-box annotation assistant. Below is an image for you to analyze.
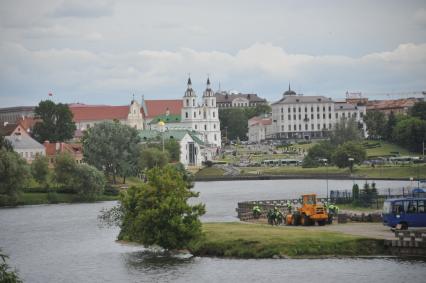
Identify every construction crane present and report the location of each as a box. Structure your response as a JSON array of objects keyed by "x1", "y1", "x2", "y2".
[{"x1": 345, "y1": 91, "x2": 425, "y2": 100}]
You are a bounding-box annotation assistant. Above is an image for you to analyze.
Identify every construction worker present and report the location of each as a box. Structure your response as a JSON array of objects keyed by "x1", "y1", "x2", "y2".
[
  {"x1": 252, "y1": 205, "x2": 261, "y2": 219},
  {"x1": 286, "y1": 200, "x2": 292, "y2": 213}
]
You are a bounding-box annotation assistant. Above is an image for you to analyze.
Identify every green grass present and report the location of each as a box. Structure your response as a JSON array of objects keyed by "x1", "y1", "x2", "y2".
[
  {"x1": 364, "y1": 141, "x2": 415, "y2": 157},
  {"x1": 190, "y1": 222, "x2": 385, "y2": 258},
  {"x1": 355, "y1": 164, "x2": 426, "y2": 179},
  {"x1": 338, "y1": 203, "x2": 381, "y2": 212},
  {"x1": 244, "y1": 166, "x2": 349, "y2": 176},
  {"x1": 16, "y1": 192, "x2": 119, "y2": 205},
  {"x1": 196, "y1": 167, "x2": 226, "y2": 177}
]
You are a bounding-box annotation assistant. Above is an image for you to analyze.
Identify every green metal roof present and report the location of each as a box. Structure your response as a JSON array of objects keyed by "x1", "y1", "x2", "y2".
[
  {"x1": 149, "y1": 114, "x2": 181, "y2": 125},
  {"x1": 138, "y1": 129, "x2": 204, "y2": 145}
]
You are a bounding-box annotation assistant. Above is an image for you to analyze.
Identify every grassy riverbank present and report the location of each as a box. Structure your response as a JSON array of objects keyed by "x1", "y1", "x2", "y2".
[
  {"x1": 190, "y1": 222, "x2": 386, "y2": 258},
  {"x1": 195, "y1": 164, "x2": 426, "y2": 180},
  {"x1": 16, "y1": 192, "x2": 119, "y2": 205}
]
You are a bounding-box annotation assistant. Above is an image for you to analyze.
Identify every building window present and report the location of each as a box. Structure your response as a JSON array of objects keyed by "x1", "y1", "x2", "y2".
[
  {"x1": 335, "y1": 113, "x2": 338, "y2": 119},
  {"x1": 304, "y1": 107, "x2": 307, "y2": 112},
  {"x1": 281, "y1": 115, "x2": 284, "y2": 121},
  {"x1": 348, "y1": 112, "x2": 351, "y2": 118},
  {"x1": 329, "y1": 113, "x2": 331, "y2": 119},
  {"x1": 317, "y1": 114, "x2": 320, "y2": 119},
  {"x1": 204, "y1": 124, "x2": 207, "y2": 130},
  {"x1": 305, "y1": 124, "x2": 308, "y2": 130},
  {"x1": 293, "y1": 107, "x2": 296, "y2": 112},
  {"x1": 185, "y1": 112, "x2": 188, "y2": 118},
  {"x1": 195, "y1": 125, "x2": 197, "y2": 129},
  {"x1": 288, "y1": 115, "x2": 291, "y2": 120},
  {"x1": 342, "y1": 113, "x2": 346, "y2": 118},
  {"x1": 213, "y1": 111, "x2": 216, "y2": 118},
  {"x1": 323, "y1": 123, "x2": 326, "y2": 129},
  {"x1": 354, "y1": 112, "x2": 357, "y2": 118},
  {"x1": 193, "y1": 99, "x2": 195, "y2": 106},
  {"x1": 317, "y1": 124, "x2": 320, "y2": 130},
  {"x1": 297, "y1": 107, "x2": 300, "y2": 112},
  {"x1": 281, "y1": 108, "x2": 283, "y2": 113},
  {"x1": 214, "y1": 124, "x2": 216, "y2": 129},
  {"x1": 299, "y1": 124, "x2": 301, "y2": 130},
  {"x1": 298, "y1": 114, "x2": 301, "y2": 120},
  {"x1": 311, "y1": 124, "x2": 314, "y2": 130},
  {"x1": 293, "y1": 114, "x2": 296, "y2": 120},
  {"x1": 329, "y1": 123, "x2": 332, "y2": 129},
  {"x1": 288, "y1": 125, "x2": 291, "y2": 131},
  {"x1": 311, "y1": 106, "x2": 314, "y2": 112},
  {"x1": 294, "y1": 125, "x2": 297, "y2": 130},
  {"x1": 317, "y1": 106, "x2": 320, "y2": 112},
  {"x1": 305, "y1": 114, "x2": 308, "y2": 119},
  {"x1": 288, "y1": 107, "x2": 291, "y2": 112},
  {"x1": 281, "y1": 125, "x2": 284, "y2": 131},
  {"x1": 186, "y1": 99, "x2": 189, "y2": 106},
  {"x1": 311, "y1": 114, "x2": 314, "y2": 119},
  {"x1": 194, "y1": 112, "x2": 196, "y2": 118},
  {"x1": 214, "y1": 134, "x2": 217, "y2": 141},
  {"x1": 328, "y1": 106, "x2": 331, "y2": 111},
  {"x1": 323, "y1": 114, "x2": 326, "y2": 119}
]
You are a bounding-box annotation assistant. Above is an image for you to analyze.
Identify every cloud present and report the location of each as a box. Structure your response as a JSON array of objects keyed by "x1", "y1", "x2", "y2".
[
  {"x1": 0, "y1": 42, "x2": 425, "y2": 107},
  {"x1": 50, "y1": 0, "x2": 114, "y2": 18},
  {"x1": 414, "y1": 8, "x2": 426, "y2": 26}
]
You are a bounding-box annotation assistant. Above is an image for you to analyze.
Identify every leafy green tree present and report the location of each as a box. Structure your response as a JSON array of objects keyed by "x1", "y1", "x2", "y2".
[
  {"x1": 332, "y1": 141, "x2": 366, "y2": 170},
  {"x1": 352, "y1": 184, "x2": 360, "y2": 203},
  {"x1": 0, "y1": 135, "x2": 13, "y2": 151},
  {"x1": 117, "y1": 165, "x2": 205, "y2": 250},
  {"x1": 0, "y1": 149, "x2": 29, "y2": 203},
  {"x1": 384, "y1": 111, "x2": 397, "y2": 141},
  {"x1": 32, "y1": 100, "x2": 76, "y2": 143},
  {"x1": 244, "y1": 104, "x2": 272, "y2": 119},
  {"x1": 392, "y1": 117, "x2": 426, "y2": 152},
  {"x1": 219, "y1": 108, "x2": 248, "y2": 141},
  {"x1": 164, "y1": 139, "x2": 180, "y2": 162},
  {"x1": 54, "y1": 153, "x2": 77, "y2": 189},
  {"x1": 410, "y1": 101, "x2": 426, "y2": 120},
  {"x1": 330, "y1": 118, "x2": 362, "y2": 146},
  {"x1": 364, "y1": 111, "x2": 386, "y2": 139},
  {"x1": 82, "y1": 121, "x2": 140, "y2": 183},
  {"x1": 74, "y1": 164, "x2": 105, "y2": 200},
  {"x1": 31, "y1": 155, "x2": 49, "y2": 186},
  {"x1": 138, "y1": 147, "x2": 169, "y2": 170},
  {"x1": 0, "y1": 249, "x2": 22, "y2": 283},
  {"x1": 306, "y1": 141, "x2": 334, "y2": 162}
]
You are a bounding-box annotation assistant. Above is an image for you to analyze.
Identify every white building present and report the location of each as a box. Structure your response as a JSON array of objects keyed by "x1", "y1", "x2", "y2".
[
  {"x1": 138, "y1": 129, "x2": 204, "y2": 167},
  {"x1": 180, "y1": 77, "x2": 222, "y2": 148},
  {"x1": 269, "y1": 86, "x2": 366, "y2": 140},
  {"x1": 5, "y1": 135, "x2": 45, "y2": 163},
  {"x1": 247, "y1": 115, "x2": 273, "y2": 143}
]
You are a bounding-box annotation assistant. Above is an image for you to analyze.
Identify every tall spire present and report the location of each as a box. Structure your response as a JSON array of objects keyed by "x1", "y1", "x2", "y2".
[
  {"x1": 288, "y1": 82, "x2": 291, "y2": 91},
  {"x1": 206, "y1": 77, "x2": 211, "y2": 88},
  {"x1": 187, "y1": 76, "x2": 192, "y2": 86}
]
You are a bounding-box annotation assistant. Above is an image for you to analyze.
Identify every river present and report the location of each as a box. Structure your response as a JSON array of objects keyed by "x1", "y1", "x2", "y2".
[{"x1": 1, "y1": 179, "x2": 425, "y2": 282}]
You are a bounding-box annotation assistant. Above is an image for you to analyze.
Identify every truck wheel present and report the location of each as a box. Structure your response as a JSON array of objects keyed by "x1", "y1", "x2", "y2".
[
  {"x1": 301, "y1": 215, "x2": 310, "y2": 226},
  {"x1": 292, "y1": 214, "x2": 298, "y2": 226}
]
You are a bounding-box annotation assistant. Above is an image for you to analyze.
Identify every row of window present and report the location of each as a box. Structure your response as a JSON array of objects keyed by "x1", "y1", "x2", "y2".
[
  {"x1": 193, "y1": 124, "x2": 218, "y2": 130},
  {"x1": 280, "y1": 105, "x2": 332, "y2": 113},
  {"x1": 185, "y1": 111, "x2": 216, "y2": 119},
  {"x1": 278, "y1": 111, "x2": 364, "y2": 121},
  {"x1": 281, "y1": 123, "x2": 332, "y2": 132},
  {"x1": 392, "y1": 200, "x2": 426, "y2": 214},
  {"x1": 218, "y1": 102, "x2": 260, "y2": 108},
  {"x1": 19, "y1": 151, "x2": 43, "y2": 159}
]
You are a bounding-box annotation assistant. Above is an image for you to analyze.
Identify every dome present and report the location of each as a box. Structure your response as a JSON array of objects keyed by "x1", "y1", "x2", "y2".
[{"x1": 283, "y1": 83, "x2": 296, "y2": 96}]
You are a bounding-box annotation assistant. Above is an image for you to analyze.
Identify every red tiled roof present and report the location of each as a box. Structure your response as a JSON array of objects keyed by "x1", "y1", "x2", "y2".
[
  {"x1": 144, "y1": 100, "x2": 182, "y2": 118},
  {"x1": 70, "y1": 105, "x2": 132, "y2": 122},
  {"x1": 366, "y1": 98, "x2": 420, "y2": 111},
  {"x1": 44, "y1": 142, "x2": 82, "y2": 156}
]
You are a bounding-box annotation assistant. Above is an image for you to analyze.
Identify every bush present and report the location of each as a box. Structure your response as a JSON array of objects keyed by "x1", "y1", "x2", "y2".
[
  {"x1": 47, "y1": 191, "x2": 59, "y2": 204},
  {"x1": 104, "y1": 185, "x2": 120, "y2": 196},
  {"x1": 74, "y1": 164, "x2": 106, "y2": 201}
]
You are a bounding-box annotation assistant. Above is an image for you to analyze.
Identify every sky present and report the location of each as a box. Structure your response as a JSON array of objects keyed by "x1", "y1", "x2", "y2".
[{"x1": 0, "y1": 0, "x2": 425, "y2": 107}]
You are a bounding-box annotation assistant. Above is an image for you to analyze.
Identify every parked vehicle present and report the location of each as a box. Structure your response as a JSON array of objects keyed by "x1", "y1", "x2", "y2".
[
  {"x1": 382, "y1": 197, "x2": 426, "y2": 229},
  {"x1": 285, "y1": 194, "x2": 329, "y2": 226}
]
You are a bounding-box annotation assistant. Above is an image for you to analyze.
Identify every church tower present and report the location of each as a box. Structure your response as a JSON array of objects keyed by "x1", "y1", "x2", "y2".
[
  {"x1": 182, "y1": 77, "x2": 198, "y2": 122},
  {"x1": 202, "y1": 77, "x2": 221, "y2": 147}
]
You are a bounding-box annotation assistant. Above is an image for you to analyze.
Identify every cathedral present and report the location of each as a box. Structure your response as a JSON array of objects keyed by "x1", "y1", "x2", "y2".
[{"x1": 180, "y1": 77, "x2": 222, "y2": 148}]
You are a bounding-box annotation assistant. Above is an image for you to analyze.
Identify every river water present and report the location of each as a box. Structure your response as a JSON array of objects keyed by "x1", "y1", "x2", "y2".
[{"x1": 1, "y1": 179, "x2": 425, "y2": 282}]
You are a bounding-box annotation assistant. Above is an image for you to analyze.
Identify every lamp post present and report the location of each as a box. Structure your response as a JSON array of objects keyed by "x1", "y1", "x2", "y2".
[
  {"x1": 158, "y1": 120, "x2": 165, "y2": 152},
  {"x1": 348, "y1": 157, "x2": 355, "y2": 185},
  {"x1": 325, "y1": 159, "x2": 329, "y2": 202}
]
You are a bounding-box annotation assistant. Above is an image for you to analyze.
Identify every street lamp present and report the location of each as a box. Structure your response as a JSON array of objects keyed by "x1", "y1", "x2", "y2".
[
  {"x1": 324, "y1": 158, "x2": 329, "y2": 202},
  {"x1": 158, "y1": 120, "x2": 165, "y2": 152},
  {"x1": 348, "y1": 157, "x2": 355, "y2": 185}
]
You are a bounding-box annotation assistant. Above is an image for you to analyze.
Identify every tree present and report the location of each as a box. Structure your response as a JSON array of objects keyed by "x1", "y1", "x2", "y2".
[
  {"x1": 31, "y1": 155, "x2": 49, "y2": 186},
  {"x1": 364, "y1": 111, "x2": 386, "y2": 139},
  {"x1": 74, "y1": 164, "x2": 105, "y2": 200},
  {"x1": 138, "y1": 147, "x2": 169, "y2": 170},
  {"x1": 332, "y1": 141, "x2": 366, "y2": 170},
  {"x1": 219, "y1": 108, "x2": 248, "y2": 141},
  {"x1": 410, "y1": 101, "x2": 426, "y2": 120},
  {"x1": 0, "y1": 135, "x2": 13, "y2": 151},
  {"x1": 0, "y1": 249, "x2": 22, "y2": 283},
  {"x1": 54, "y1": 153, "x2": 78, "y2": 189},
  {"x1": 244, "y1": 104, "x2": 272, "y2": 119},
  {"x1": 306, "y1": 141, "x2": 334, "y2": 162},
  {"x1": 32, "y1": 100, "x2": 76, "y2": 143},
  {"x1": 164, "y1": 139, "x2": 180, "y2": 162},
  {"x1": 352, "y1": 184, "x2": 360, "y2": 203},
  {"x1": 82, "y1": 121, "x2": 140, "y2": 183},
  {"x1": 384, "y1": 111, "x2": 397, "y2": 141},
  {"x1": 0, "y1": 149, "x2": 30, "y2": 205},
  {"x1": 330, "y1": 118, "x2": 362, "y2": 146},
  {"x1": 392, "y1": 117, "x2": 426, "y2": 152},
  {"x1": 117, "y1": 165, "x2": 205, "y2": 250}
]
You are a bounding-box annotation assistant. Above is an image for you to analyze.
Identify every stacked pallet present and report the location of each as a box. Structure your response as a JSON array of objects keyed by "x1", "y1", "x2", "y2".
[{"x1": 385, "y1": 230, "x2": 426, "y2": 256}]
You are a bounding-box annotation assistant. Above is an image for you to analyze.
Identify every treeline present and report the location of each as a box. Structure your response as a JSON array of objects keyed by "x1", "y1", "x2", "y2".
[
  {"x1": 303, "y1": 118, "x2": 366, "y2": 169},
  {"x1": 219, "y1": 104, "x2": 271, "y2": 141},
  {"x1": 364, "y1": 101, "x2": 426, "y2": 152}
]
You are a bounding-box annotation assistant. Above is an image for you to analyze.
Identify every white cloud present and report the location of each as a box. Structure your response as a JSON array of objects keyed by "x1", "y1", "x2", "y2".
[{"x1": 0, "y1": 42, "x2": 425, "y2": 107}]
